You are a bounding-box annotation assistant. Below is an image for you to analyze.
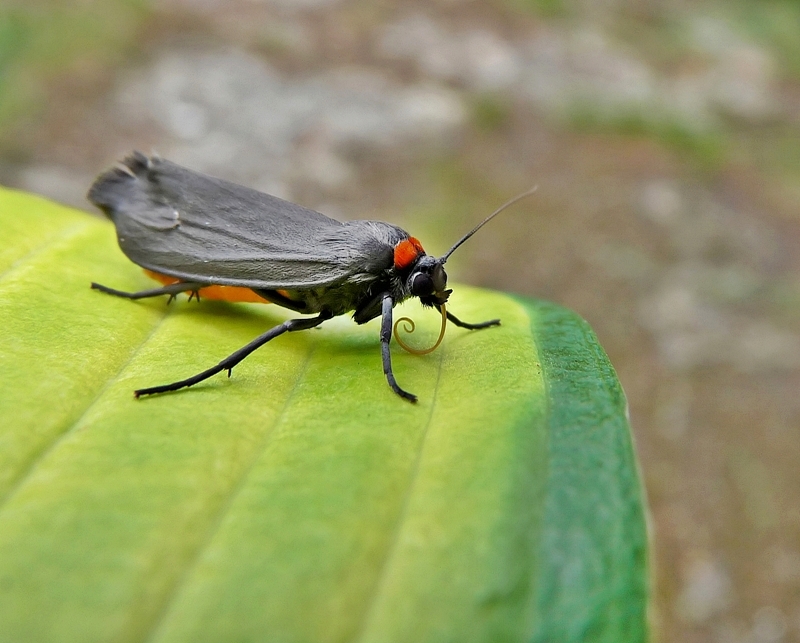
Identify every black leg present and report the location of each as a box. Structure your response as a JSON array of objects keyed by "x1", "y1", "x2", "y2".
[
  {"x1": 92, "y1": 281, "x2": 206, "y2": 304},
  {"x1": 135, "y1": 310, "x2": 333, "y2": 397},
  {"x1": 446, "y1": 311, "x2": 500, "y2": 330},
  {"x1": 253, "y1": 289, "x2": 309, "y2": 313},
  {"x1": 381, "y1": 294, "x2": 417, "y2": 403}
]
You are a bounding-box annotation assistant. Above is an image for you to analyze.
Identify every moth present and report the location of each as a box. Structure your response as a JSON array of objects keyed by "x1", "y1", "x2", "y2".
[{"x1": 89, "y1": 152, "x2": 533, "y2": 402}]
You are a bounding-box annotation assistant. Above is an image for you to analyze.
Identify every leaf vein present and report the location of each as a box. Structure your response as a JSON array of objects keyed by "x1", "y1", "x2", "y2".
[
  {"x1": 0, "y1": 307, "x2": 171, "y2": 514},
  {"x1": 0, "y1": 221, "x2": 92, "y2": 284},
  {"x1": 351, "y1": 348, "x2": 445, "y2": 643},
  {"x1": 141, "y1": 344, "x2": 317, "y2": 643}
]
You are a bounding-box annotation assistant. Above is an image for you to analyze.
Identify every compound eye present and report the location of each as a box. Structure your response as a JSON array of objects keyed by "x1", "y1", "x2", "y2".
[
  {"x1": 432, "y1": 264, "x2": 447, "y2": 292},
  {"x1": 410, "y1": 272, "x2": 434, "y2": 297}
]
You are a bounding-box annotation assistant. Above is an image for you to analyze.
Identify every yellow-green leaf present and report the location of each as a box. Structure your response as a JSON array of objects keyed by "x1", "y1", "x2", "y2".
[{"x1": 0, "y1": 186, "x2": 648, "y2": 643}]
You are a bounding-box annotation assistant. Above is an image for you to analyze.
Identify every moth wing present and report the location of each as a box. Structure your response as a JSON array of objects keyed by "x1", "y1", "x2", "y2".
[{"x1": 88, "y1": 153, "x2": 400, "y2": 289}]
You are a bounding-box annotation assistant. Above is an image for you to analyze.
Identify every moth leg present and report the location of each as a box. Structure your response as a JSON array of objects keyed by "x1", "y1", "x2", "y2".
[
  {"x1": 91, "y1": 281, "x2": 206, "y2": 304},
  {"x1": 135, "y1": 310, "x2": 333, "y2": 398},
  {"x1": 446, "y1": 311, "x2": 500, "y2": 330},
  {"x1": 381, "y1": 294, "x2": 417, "y2": 403},
  {"x1": 253, "y1": 289, "x2": 309, "y2": 314}
]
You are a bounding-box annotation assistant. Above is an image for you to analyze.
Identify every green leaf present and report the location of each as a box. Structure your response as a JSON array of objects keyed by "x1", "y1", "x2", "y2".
[{"x1": 0, "y1": 186, "x2": 648, "y2": 643}]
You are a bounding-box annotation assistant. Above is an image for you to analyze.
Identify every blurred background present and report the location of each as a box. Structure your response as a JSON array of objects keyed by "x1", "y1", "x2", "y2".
[{"x1": 1, "y1": 0, "x2": 798, "y2": 641}]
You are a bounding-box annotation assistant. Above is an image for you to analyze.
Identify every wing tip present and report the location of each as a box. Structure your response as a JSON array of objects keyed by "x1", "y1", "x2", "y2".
[{"x1": 87, "y1": 151, "x2": 153, "y2": 216}]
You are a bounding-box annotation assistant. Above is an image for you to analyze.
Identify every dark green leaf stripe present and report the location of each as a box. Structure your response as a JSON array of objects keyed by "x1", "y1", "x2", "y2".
[
  {"x1": 514, "y1": 296, "x2": 649, "y2": 643},
  {"x1": 0, "y1": 187, "x2": 647, "y2": 643}
]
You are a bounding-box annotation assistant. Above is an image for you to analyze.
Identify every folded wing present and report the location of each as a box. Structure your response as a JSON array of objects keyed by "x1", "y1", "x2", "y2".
[{"x1": 88, "y1": 153, "x2": 401, "y2": 289}]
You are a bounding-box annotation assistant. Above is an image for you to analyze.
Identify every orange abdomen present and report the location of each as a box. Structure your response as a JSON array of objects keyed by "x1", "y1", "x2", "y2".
[{"x1": 144, "y1": 270, "x2": 271, "y2": 304}]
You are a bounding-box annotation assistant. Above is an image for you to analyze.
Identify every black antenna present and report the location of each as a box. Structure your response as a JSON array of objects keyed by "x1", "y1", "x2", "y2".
[{"x1": 440, "y1": 186, "x2": 538, "y2": 262}]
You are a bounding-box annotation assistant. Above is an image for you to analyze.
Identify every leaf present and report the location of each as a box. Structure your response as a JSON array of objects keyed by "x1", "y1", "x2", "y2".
[{"x1": 0, "y1": 186, "x2": 648, "y2": 643}]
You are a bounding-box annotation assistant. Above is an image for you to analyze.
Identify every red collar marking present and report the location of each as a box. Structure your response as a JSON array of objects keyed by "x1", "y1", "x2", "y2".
[{"x1": 394, "y1": 237, "x2": 425, "y2": 270}]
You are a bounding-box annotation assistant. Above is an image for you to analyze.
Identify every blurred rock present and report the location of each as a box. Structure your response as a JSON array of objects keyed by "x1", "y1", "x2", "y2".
[
  {"x1": 113, "y1": 48, "x2": 465, "y2": 198},
  {"x1": 639, "y1": 282, "x2": 726, "y2": 371},
  {"x1": 168, "y1": 0, "x2": 343, "y2": 9},
  {"x1": 676, "y1": 557, "x2": 733, "y2": 624},
  {"x1": 260, "y1": 0, "x2": 343, "y2": 8},
  {"x1": 640, "y1": 278, "x2": 800, "y2": 373},
  {"x1": 712, "y1": 45, "x2": 777, "y2": 121},
  {"x1": 751, "y1": 606, "x2": 788, "y2": 642},
  {"x1": 522, "y1": 27, "x2": 656, "y2": 117},
  {"x1": 382, "y1": 14, "x2": 780, "y2": 130},
  {"x1": 689, "y1": 16, "x2": 778, "y2": 122},
  {"x1": 379, "y1": 14, "x2": 522, "y2": 91},
  {"x1": 639, "y1": 180, "x2": 683, "y2": 226}
]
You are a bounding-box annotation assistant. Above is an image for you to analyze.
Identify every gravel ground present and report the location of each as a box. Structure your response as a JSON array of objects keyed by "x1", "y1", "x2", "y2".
[{"x1": 3, "y1": 1, "x2": 799, "y2": 641}]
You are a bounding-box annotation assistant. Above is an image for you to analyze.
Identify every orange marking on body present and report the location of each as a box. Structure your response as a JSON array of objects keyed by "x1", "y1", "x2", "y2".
[
  {"x1": 144, "y1": 270, "x2": 270, "y2": 304},
  {"x1": 393, "y1": 237, "x2": 425, "y2": 270}
]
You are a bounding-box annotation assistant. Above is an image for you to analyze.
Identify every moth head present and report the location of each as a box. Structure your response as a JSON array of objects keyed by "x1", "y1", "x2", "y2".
[{"x1": 408, "y1": 255, "x2": 450, "y2": 307}]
